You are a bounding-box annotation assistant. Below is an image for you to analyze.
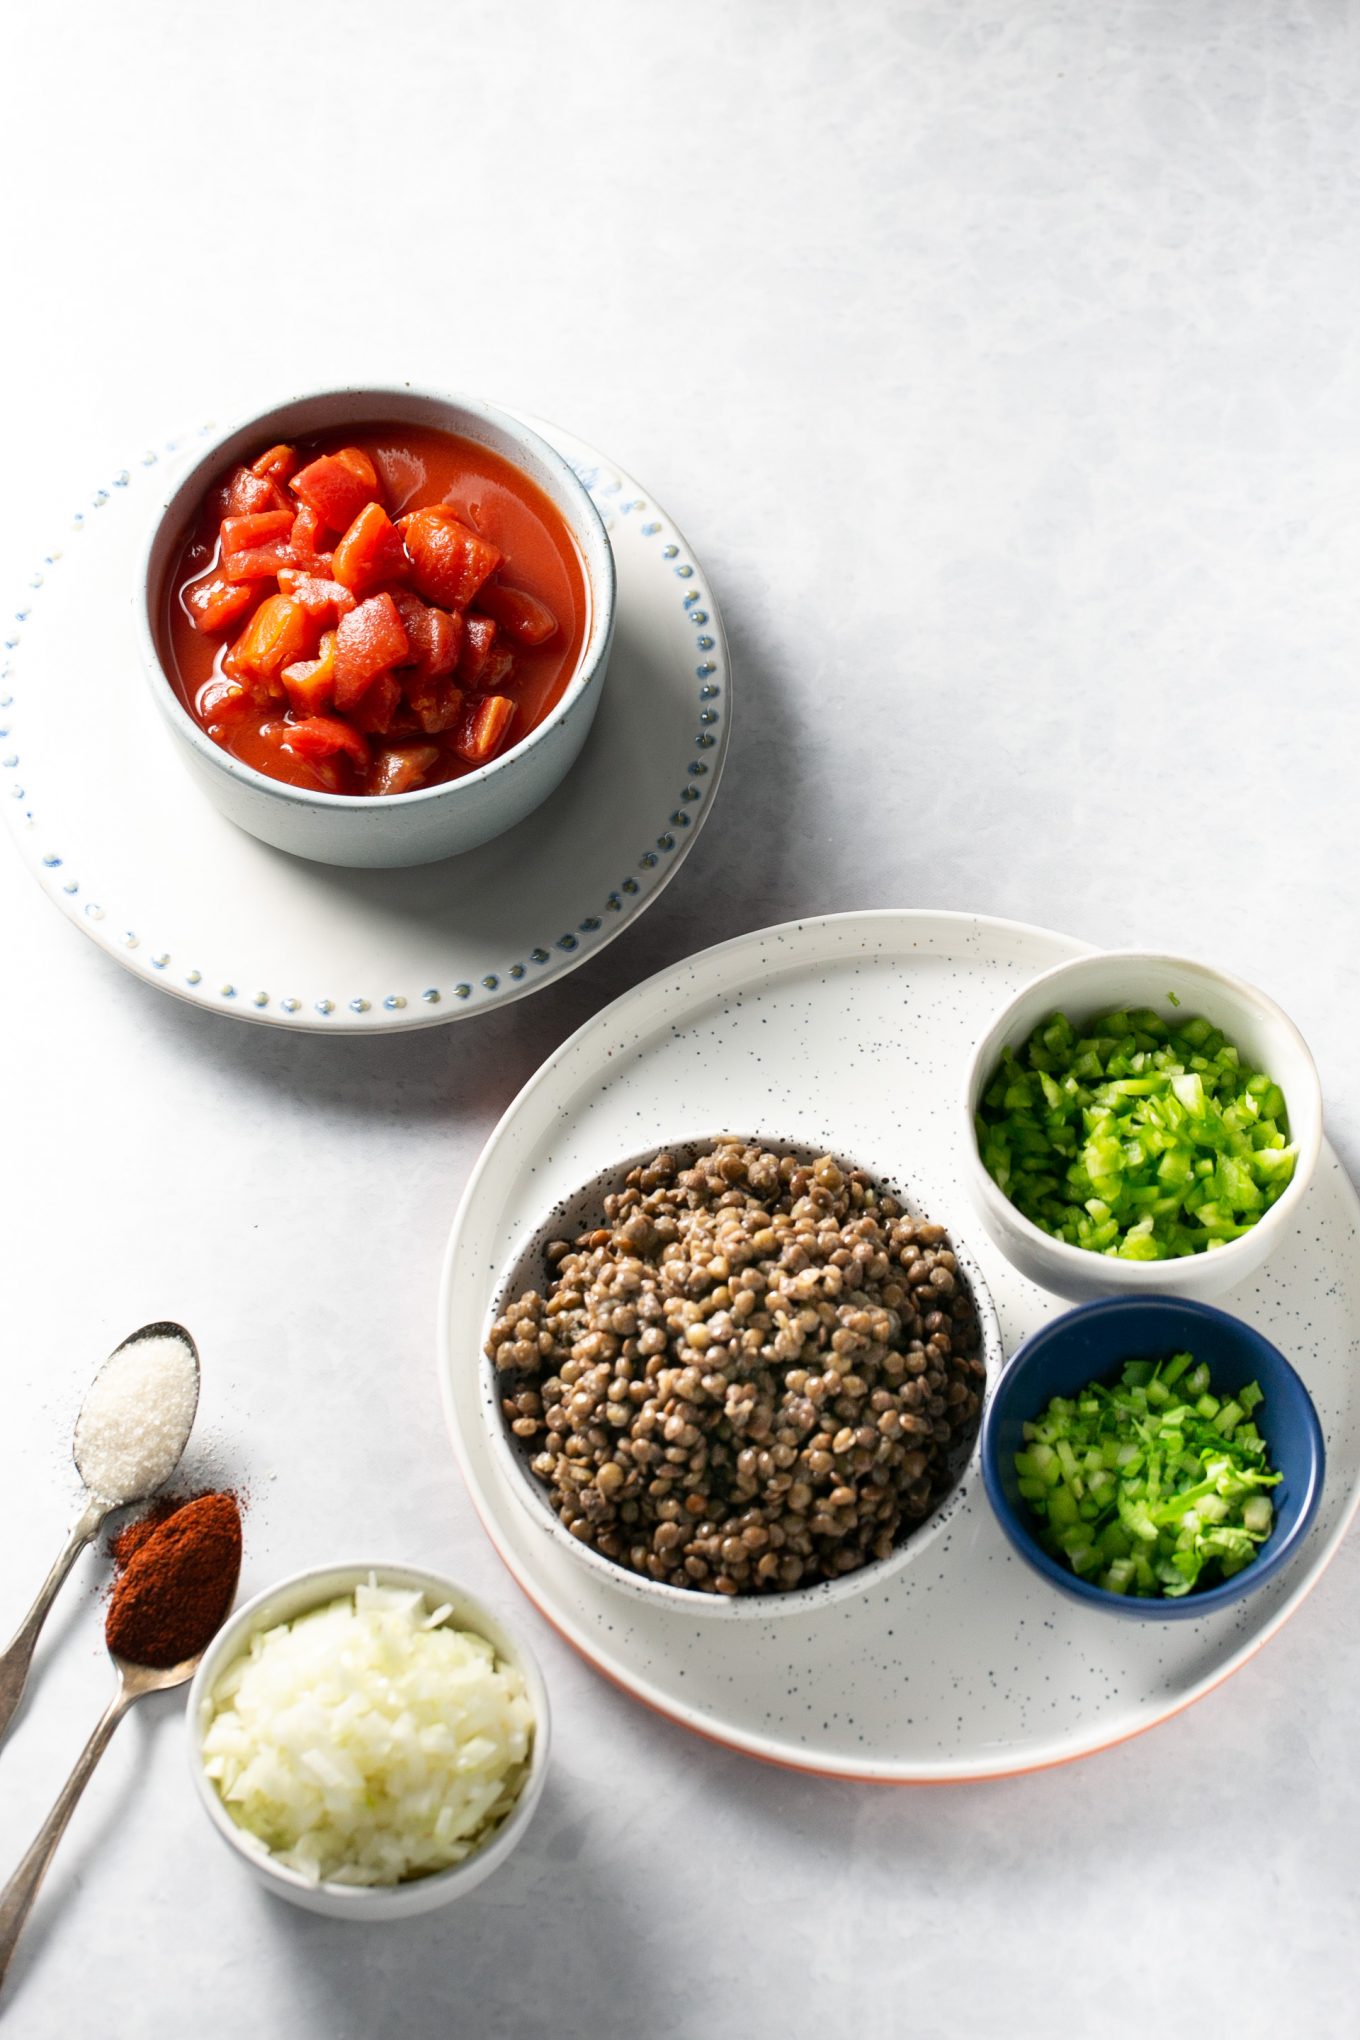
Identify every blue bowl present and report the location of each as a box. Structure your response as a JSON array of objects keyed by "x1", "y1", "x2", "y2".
[{"x1": 981, "y1": 1296, "x2": 1325, "y2": 1618}]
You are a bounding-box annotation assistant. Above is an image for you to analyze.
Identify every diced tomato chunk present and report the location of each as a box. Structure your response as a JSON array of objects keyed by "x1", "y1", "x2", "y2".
[
  {"x1": 335, "y1": 446, "x2": 378, "y2": 487},
  {"x1": 350, "y1": 671, "x2": 402, "y2": 735},
  {"x1": 251, "y1": 443, "x2": 298, "y2": 484},
  {"x1": 458, "y1": 613, "x2": 501, "y2": 688},
  {"x1": 371, "y1": 744, "x2": 441, "y2": 796},
  {"x1": 281, "y1": 664, "x2": 335, "y2": 718},
  {"x1": 402, "y1": 506, "x2": 501, "y2": 608},
  {"x1": 475, "y1": 580, "x2": 558, "y2": 646},
  {"x1": 281, "y1": 630, "x2": 338, "y2": 716},
  {"x1": 331, "y1": 502, "x2": 409, "y2": 596},
  {"x1": 199, "y1": 677, "x2": 253, "y2": 727},
  {"x1": 333, "y1": 592, "x2": 410, "y2": 710},
  {"x1": 222, "y1": 543, "x2": 306, "y2": 583},
  {"x1": 291, "y1": 504, "x2": 327, "y2": 552},
  {"x1": 226, "y1": 466, "x2": 290, "y2": 517},
  {"x1": 282, "y1": 716, "x2": 370, "y2": 770},
  {"x1": 418, "y1": 608, "x2": 463, "y2": 679},
  {"x1": 484, "y1": 643, "x2": 515, "y2": 690},
  {"x1": 277, "y1": 568, "x2": 357, "y2": 620},
  {"x1": 259, "y1": 722, "x2": 345, "y2": 792},
  {"x1": 224, "y1": 594, "x2": 314, "y2": 692},
  {"x1": 185, "y1": 576, "x2": 254, "y2": 635},
  {"x1": 403, "y1": 674, "x2": 464, "y2": 734},
  {"x1": 291, "y1": 448, "x2": 381, "y2": 533},
  {"x1": 453, "y1": 693, "x2": 516, "y2": 765},
  {"x1": 392, "y1": 591, "x2": 463, "y2": 679},
  {"x1": 220, "y1": 510, "x2": 294, "y2": 558}
]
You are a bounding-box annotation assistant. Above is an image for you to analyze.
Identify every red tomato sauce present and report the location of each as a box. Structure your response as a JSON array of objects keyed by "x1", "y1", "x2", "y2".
[{"x1": 161, "y1": 423, "x2": 590, "y2": 797}]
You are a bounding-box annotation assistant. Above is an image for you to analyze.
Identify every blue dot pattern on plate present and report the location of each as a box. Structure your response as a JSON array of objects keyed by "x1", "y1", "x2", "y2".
[{"x1": 2, "y1": 429, "x2": 727, "y2": 1026}]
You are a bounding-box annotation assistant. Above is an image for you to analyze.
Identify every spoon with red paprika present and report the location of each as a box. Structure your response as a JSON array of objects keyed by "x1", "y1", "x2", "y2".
[{"x1": 0, "y1": 1492, "x2": 241, "y2": 1993}]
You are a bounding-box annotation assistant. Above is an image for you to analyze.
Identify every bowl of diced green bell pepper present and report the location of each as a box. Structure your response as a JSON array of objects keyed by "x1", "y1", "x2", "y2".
[{"x1": 962, "y1": 950, "x2": 1323, "y2": 1303}]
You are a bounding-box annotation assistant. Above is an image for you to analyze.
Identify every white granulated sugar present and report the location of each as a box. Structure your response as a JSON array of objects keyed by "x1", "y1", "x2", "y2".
[{"x1": 74, "y1": 1334, "x2": 198, "y2": 1502}]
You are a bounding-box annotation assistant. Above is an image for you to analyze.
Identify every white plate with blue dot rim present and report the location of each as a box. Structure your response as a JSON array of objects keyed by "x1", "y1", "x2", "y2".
[
  {"x1": 438, "y1": 908, "x2": 1360, "y2": 1781},
  {"x1": 0, "y1": 415, "x2": 728, "y2": 1029}
]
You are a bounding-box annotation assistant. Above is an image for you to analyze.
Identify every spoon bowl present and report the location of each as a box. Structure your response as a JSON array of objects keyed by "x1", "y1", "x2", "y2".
[
  {"x1": 0, "y1": 1320, "x2": 199, "y2": 1746},
  {"x1": 73, "y1": 1321, "x2": 200, "y2": 1505}
]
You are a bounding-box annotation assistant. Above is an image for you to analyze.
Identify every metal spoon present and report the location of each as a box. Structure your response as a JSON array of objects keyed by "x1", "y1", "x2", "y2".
[
  {"x1": 0, "y1": 1646, "x2": 203, "y2": 1991},
  {"x1": 0, "y1": 1322, "x2": 199, "y2": 1744}
]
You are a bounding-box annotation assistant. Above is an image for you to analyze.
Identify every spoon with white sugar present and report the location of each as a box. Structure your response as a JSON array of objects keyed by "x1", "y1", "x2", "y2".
[{"x1": 0, "y1": 1322, "x2": 199, "y2": 1744}]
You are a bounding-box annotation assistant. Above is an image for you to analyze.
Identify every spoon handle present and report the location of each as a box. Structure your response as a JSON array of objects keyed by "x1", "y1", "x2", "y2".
[
  {"x1": 0, "y1": 1498, "x2": 109, "y2": 1745},
  {"x1": 0, "y1": 1683, "x2": 132, "y2": 1990}
]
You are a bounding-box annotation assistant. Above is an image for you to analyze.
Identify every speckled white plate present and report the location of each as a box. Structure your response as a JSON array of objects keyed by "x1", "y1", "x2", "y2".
[
  {"x1": 0, "y1": 417, "x2": 728, "y2": 1029},
  {"x1": 439, "y1": 909, "x2": 1360, "y2": 1781}
]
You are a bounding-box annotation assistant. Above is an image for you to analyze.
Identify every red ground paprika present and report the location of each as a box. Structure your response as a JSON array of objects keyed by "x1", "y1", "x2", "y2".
[
  {"x1": 105, "y1": 1492, "x2": 242, "y2": 1667},
  {"x1": 109, "y1": 1494, "x2": 185, "y2": 1568}
]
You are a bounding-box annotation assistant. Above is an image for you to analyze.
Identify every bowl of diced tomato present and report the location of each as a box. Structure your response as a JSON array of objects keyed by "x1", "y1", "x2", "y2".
[{"x1": 138, "y1": 387, "x2": 616, "y2": 867}]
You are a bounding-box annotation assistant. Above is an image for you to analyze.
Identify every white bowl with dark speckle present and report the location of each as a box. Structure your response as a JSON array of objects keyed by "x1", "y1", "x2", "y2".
[
  {"x1": 480, "y1": 1134, "x2": 1005, "y2": 1618},
  {"x1": 963, "y1": 950, "x2": 1323, "y2": 1304}
]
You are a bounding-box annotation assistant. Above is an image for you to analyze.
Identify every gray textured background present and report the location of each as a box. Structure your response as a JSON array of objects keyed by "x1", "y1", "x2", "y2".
[{"x1": 1, "y1": 3, "x2": 1357, "y2": 2033}]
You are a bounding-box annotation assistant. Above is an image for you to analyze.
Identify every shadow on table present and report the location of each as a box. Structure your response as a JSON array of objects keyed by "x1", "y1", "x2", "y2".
[
  {"x1": 241, "y1": 1700, "x2": 1200, "y2": 2040},
  {"x1": 1, "y1": 1684, "x2": 190, "y2": 2011},
  {"x1": 0, "y1": 1555, "x2": 107, "y2": 1751},
  {"x1": 123, "y1": 582, "x2": 817, "y2": 1137},
  {"x1": 249, "y1": 1770, "x2": 656, "y2": 2040}
]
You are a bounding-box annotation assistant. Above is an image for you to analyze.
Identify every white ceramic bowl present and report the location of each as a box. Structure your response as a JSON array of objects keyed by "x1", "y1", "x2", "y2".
[
  {"x1": 963, "y1": 950, "x2": 1323, "y2": 1304},
  {"x1": 481, "y1": 1135, "x2": 1005, "y2": 1618},
  {"x1": 138, "y1": 386, "x2": 616, "y2": 869},
  {"x1": 187, "y1": 1562, "x2": 551, "y2": 1919}
]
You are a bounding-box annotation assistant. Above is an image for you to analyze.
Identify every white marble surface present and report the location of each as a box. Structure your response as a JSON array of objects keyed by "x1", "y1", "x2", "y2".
[{"x1": 1, "y1": 2, "x2": 1358, "y2": 2032}]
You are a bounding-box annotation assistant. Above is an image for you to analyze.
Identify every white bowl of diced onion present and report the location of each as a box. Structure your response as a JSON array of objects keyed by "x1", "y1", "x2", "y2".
[{"x1": 187, "y1": 1562, "x2": 551, "y2": 1919}]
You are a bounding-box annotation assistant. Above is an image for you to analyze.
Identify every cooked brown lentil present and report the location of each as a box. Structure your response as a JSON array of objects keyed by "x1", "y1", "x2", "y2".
[{"x1": 486, "y1": 1139, "x2": 987, "y2": 1597}]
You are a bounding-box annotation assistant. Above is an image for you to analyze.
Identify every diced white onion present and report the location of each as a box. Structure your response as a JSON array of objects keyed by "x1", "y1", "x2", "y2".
[{"x1": 200, "y1": 1583, "x2": 533, "y2": 1886}]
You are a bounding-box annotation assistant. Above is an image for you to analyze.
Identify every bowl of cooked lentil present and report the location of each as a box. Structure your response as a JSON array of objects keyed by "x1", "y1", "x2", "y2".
[{"x1": 482, "y1": 1135, "x2": 1004, "y2": 1613}]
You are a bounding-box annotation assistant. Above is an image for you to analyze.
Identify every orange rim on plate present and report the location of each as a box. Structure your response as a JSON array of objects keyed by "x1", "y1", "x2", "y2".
[{"x1": 438, "y1": 909, "x2": 1360, "y2": 1782}]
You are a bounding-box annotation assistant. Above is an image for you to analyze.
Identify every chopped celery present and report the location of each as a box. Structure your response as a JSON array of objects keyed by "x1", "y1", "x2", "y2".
[
  {"x1": 1242, "y1": 1494, "x2": 1274, "y2": 1537},
  {"x1": 1013, "y1": 1352, "x2": 1280, "y2": 1599},
  {"x1": 977, "y1": 1007, "x2": 1296, "y2": 1258}
]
